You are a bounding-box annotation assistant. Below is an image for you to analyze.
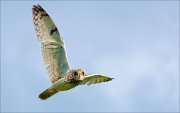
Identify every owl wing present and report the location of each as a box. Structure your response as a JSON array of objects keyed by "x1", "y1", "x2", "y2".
[
  {"x1": 81, "y1": 74, "x2": 113, "y2": 85},
  {"x1": 32, "y1": 4, "x2": 70, "y2": 83}
]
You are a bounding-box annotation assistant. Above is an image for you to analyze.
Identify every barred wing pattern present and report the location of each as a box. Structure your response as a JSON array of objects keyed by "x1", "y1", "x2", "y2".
[
  {"x1": 81, "y1": 74, "x2": 113, "y2": 85},
  {"x1": 32, "y1": 5, "x2": 70, "y2": 83}
]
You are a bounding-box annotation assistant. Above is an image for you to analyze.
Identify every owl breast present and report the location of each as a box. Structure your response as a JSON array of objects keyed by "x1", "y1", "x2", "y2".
[{"x1": 51, "y1": 78, "x2": 77, "y2": 91}]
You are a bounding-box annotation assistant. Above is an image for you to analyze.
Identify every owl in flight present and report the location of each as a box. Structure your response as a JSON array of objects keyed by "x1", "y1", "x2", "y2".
[{"x1": 32, "y1": 4, "x2": 113, "y2": 100}]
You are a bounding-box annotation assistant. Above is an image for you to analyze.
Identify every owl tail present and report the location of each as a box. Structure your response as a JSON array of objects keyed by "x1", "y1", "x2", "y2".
[{"x1": 39, "y1": 88, "x2": 58, "y2": 100}]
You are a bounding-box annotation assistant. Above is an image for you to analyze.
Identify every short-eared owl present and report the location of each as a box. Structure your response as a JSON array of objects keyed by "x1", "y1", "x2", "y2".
[{"x1": 32, "y1": 4, "x2": 113, "y2": 100}]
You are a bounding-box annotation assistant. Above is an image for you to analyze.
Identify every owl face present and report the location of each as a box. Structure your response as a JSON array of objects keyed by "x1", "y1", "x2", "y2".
[{"x1": 67, "y1": 69, "x2": 86, "y2": 82}]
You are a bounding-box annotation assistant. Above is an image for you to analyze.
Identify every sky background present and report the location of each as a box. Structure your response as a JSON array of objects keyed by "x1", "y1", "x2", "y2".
[{"x1": 1, "y1": 1, "x2": 179, "y2": 112}]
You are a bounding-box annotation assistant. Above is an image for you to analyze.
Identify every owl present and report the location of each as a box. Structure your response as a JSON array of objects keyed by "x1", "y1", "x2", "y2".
[{"x1": 32, "y1": 4, "x2": 113, "y2": 100}]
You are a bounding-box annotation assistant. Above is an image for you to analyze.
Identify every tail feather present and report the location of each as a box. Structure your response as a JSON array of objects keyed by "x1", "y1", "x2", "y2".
[{"x1": 39, "y1": 88, "x2": 58, "y2": 100}]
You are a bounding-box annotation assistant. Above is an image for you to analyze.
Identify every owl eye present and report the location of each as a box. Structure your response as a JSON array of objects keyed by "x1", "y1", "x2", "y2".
[
  {"x1": 81, "y1": 71, "x2": 84, "y2": 75},
  {"x1": 74, "y1": 71, "x2": 78, "y2": 76}
]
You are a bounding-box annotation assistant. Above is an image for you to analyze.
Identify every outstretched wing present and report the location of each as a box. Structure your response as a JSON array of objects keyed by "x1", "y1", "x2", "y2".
[
  {"x1": 81, "y1": 74, "x2": 113, "y2": 85},
  {"x1": 32, "y1": 4, "x2": 70, "y2": 83}
]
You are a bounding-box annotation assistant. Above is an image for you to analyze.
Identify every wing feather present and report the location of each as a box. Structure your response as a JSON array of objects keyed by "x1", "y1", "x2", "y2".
[
  {"x1": 32, "y1": 4, "x2": 70, "y2": 83},
  {"x1": 81, "y1": 74, "x2": 113, "y2": 85}
]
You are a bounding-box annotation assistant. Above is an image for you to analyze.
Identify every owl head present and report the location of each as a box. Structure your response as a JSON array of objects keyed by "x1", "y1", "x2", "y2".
[{"x1": 67, "y1": 69, "x2": 86, "y2": 82}]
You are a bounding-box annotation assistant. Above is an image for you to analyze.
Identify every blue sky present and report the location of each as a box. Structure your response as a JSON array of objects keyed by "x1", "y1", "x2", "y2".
[{"x1": 1, "y1": 1, "x2": 179, "y2": 112}]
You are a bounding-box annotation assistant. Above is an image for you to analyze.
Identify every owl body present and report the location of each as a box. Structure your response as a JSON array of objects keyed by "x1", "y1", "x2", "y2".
[
  {"x1": 49, "y1": 69, "x2": 84, "y2": 91},
  {"x1": 52, "y1": 78, "x2": 77, "y2": 91},
  {"x1": 39, "y1": 77, "x2": 77, "y2": 99}
]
